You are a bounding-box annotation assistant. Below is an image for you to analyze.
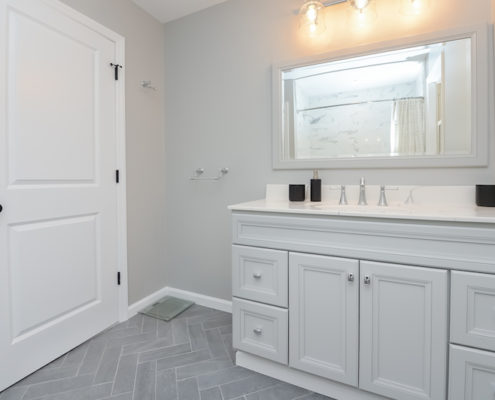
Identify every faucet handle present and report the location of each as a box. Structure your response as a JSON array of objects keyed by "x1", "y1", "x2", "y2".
[{"x1": 377, "y1": 185, "x2": 399, "y2": 207}]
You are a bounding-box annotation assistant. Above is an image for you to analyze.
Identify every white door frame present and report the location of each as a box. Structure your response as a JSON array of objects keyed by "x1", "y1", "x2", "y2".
[{"x1": 40, "y1": 0, "x2": 129, "y2": 322}]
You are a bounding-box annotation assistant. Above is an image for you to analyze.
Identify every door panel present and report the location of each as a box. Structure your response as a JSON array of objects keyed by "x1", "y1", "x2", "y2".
[
  {"x1": 359, "y1": 261, "x2": 448, "y2": 400},
  {"x1": 8, "y1": 9, "x2": 96, "y2": 184},
  {"x1": 289, "y1": 253, "x2": 359, "y2": 386},
  {"x1": 449, "y1": 344, "x2": 495, "y2": 400},
  {"x1": 0, "y1": 0, "x2": 122, "y2": 390}
]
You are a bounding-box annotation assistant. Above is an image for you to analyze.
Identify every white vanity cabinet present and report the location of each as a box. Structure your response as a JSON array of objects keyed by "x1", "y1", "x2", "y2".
[{"x1": 230, "y1": 209, "x2": 495, "y2": 400}]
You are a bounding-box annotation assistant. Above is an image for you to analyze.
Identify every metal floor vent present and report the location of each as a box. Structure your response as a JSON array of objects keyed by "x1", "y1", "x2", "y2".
[{"x1": 139, "y1": 296, "x2": 194, "y2": 321}]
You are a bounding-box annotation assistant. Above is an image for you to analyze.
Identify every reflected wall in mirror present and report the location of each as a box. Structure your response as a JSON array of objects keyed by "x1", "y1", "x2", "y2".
[{"x1": 273, "y1": 27, "x2": 490, "y2": 169}]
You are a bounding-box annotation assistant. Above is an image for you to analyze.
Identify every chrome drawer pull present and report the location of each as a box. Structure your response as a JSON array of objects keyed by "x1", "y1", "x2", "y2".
[
  {"x1": 364, "y1": 275, "x2": 371, "y2": 285},
  {"x1": 348, "y1": 273, "x2": 354, "y2": 282},
  {"x1": 253, "y1": 272, "x2": 262, "y2": 279},
  {"x1": 253, "y1": 328, "x2": 263, "y2": 335}
]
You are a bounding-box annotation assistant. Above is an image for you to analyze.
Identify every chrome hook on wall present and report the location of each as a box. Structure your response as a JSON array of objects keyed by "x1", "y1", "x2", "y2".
[
  {"x1": 140, "y1": 80, "x2": 157, "y2": 90},
  {"x1": 190, "y1": 167, "x2": 229, "y2": 181}
]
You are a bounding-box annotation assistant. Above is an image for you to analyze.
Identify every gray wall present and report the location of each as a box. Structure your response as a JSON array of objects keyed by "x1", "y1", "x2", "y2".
[
  {"x1": 61, "y1": 0, "x2": 167, "y2": 304},
  {"x1": 163, "y1": 0, "x2": 495, "y2": 301}
]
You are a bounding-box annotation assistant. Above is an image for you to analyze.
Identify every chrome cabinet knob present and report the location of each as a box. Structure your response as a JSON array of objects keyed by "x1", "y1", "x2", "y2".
[
  {"x1": 348, "y1": 273, "x2": 354, "y2": 282},
  {"x1": 253, "y1": 328, "x2": 263, "y2": 335},
  {"x1": 364, "y1": 275, "x2": 371, "y2": 285},
  {"x1": 253, "y1": 272, "x2": 262, "y2": 279}
]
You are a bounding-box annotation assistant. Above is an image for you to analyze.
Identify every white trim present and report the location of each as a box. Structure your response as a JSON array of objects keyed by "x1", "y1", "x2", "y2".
[
  {"x1": 128, "y1": 287, "x2": 232, "y2": 318},
  {"x1": 127, "y1": 286, "x2": 171, "y2": 318},
  {"x1": 39, "y1": 0, "x2": 128, "y2": 322},
  {"x1": 236, "y1": 351, "x2": 387, "y2": 400}
]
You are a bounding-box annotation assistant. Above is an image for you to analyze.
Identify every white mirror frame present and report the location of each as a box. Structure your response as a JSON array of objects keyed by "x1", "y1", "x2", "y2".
[{"x1": 272, "y1": 25, "x2": 492, "y2": 170}]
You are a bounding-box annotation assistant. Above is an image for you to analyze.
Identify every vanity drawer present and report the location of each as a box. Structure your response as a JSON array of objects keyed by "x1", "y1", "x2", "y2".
[
  {"x1": 232, "y1": 298, "x2": 288, "y2": 364},
  {"x1": 232, "y1": 245, "x2": 288, "y2": 307},
  {"x1": 451, "y1": 271, "x2": 495, "y2": 351},
  {"x1": 449, "y1": 345, "x2": 495, "y2": 400}
]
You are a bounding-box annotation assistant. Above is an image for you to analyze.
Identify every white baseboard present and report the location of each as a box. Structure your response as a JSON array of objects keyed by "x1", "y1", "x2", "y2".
[{"x1": 127, "y1": 286, "x2": 232, "y2": 318}]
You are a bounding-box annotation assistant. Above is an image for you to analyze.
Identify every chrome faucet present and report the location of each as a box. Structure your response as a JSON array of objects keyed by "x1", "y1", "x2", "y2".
[
  {"x1": 358, "y1": 177, "x2": 367, "y2": 206},
  {"x1": 339, "y1": 185, "x2": 348, "y2": 205}
]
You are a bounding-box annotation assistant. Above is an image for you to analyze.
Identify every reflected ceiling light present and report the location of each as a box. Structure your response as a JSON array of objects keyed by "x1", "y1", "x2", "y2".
[
  {"x1": 299, "y1": 1, "x2": 326, "y2": 36},
  {"x1": 400, "y1": 0, "x2": 430, "y2": 15}
]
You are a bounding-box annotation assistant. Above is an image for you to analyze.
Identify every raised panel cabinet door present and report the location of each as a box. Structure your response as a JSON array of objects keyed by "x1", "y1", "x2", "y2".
[
  {"x1": 289, "y1": 253, "x2": 359, "y2": 386},
  {"x1": 232, "y1": 245, "x2": 288, "y2": 307},
  {"x1": 451, "y1": 271, "x2": 495, "y2": 351},
  {"x1": 359, "y1": 261, "x2": 448, "y2": 400},
  {"x1": 449, "y1": 344, "x2": 495, "y2": 400}
]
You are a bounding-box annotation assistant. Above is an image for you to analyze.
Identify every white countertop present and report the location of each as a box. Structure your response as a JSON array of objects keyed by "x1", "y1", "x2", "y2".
[{"x1": 228, "y1": 185, "x2": 495, "y2": 224}]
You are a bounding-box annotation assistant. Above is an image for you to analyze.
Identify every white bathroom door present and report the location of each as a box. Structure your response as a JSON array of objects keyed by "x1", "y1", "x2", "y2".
[{"x1": 0, "y1": 0, "x2": 124, "y2": 390}]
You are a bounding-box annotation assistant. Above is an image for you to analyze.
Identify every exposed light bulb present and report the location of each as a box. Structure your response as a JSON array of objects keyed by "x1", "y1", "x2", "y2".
[
  {"x1": 306, "y1": 4, "x2": 318, "y2": 23},
  {"x1": 347, "y1": 0, "x2": 376, "y2": 25},
  {"x1": 353, "y1": 0, "x2": 369, "y2": 10},
  {"x1": 299, "y1": 1, "x2": 326, "y2": 36}
]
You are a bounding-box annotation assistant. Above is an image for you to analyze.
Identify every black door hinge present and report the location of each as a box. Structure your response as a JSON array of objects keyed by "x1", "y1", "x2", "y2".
[
  {"x1": 116, "y1": 170, "x2": 120, "y2": 183},
  {"x1": 117, "y1": 272, "x2": 121, "y2": 286},
  {"x1": 110, "y1": 63, "x2": 123, "y2": 81}
]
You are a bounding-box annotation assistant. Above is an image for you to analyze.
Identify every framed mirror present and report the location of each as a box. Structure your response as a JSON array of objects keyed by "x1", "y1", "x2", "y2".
[{"x1": 272, "y1": 25, "x2": 491, "y2": 169}]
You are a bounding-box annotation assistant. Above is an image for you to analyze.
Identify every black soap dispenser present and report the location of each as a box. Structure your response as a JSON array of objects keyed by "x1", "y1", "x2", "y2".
[{"x1": 310, "y1": 169, "x2": 321, "y2": 202}]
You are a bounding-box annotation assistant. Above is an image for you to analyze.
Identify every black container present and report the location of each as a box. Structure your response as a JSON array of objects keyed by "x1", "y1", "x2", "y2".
[
  {"x1": 310, "y1": 179, "x2": 321, "y2": 202},
  {"x1": 289, "y1": 184, "x2": 306, "y2": 202},
  {"x1": 476, "y1": 185, "x2": 495, "y2": 207}
]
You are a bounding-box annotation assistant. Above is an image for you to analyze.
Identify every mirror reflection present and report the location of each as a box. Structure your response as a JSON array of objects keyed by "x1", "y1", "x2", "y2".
[{"x1": 281, "y1": 38, "x2": 471, "y2": 160}]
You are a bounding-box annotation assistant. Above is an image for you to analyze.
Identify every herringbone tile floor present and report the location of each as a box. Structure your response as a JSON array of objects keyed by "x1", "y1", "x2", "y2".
[{"x1": 0, "y1": 305, "x2": 332, "y2": 400}]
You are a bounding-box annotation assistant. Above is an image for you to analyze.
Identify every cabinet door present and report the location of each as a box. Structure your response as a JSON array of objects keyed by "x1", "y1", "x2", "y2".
[
  {"x1": 289, "y1": 253, "x2": 359, "y2": 386},
  {"x1": 359, "y1": 261, "x2": 448, "y2": 400},
  {"x1": 449, "y1": 344, "x2": 495, "y2": 400},
  {"x1": 451, "y1": 271, "x2": 495, "y2": 351}
]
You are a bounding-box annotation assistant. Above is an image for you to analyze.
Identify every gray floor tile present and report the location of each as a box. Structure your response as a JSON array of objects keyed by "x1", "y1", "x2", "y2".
[
  {"x1": 112, "y1": 354, "x2": 138, "y2": 395},
  {"x1": 23, "y1": 374, "x2": 95, "y2": 399},
  {"x1": 132, "y1": 361, "x2": 155, "y2": 400},
  {"x1": 1, "y1": 306, "x2": 329, "y2": 400},
  {"x1": 156, "y1": 369, "x2": 177, "y2": 400},
  {"x1": 42, "y1": 382, "x2": 112, "y2": 400},
  {"x1": 177, "y1": 378, "x2": 199, "y2": 400},
  {"x1": 197, "y1": 366, "x2": 255, "y2": 390},
  {"x1": 220, "y1": 374, "x2": 279, "y2": 400},
  {"x1": 78, "y1": 339, "x2": 107, "y2": 375},
  {"x1": 205, "y1": 329, "x2": 229, "y2": 358},
  {"x1": 202, "y1": 314, "x2": 232, "y2": 330},
  {"x1": 200, "y1": 386, "x2": 222, "y2": 400},
  {"x1": 14, "y1": 366, "x2": 78, "y2": 386},
  {"x1": 176, "y1": 358, "x2": 233, "y2": 380},
  {"x1": 139, "y1": 343, "x2": 191, "y2": 363},
  {"x1": 94, "y1": 347, "x2": 121, "y2": 384},
  {"x1": 245, "y1": 382, "x2": 309, "y2": 400},
  {"x1": 156, "y1": 350, "x2": 211, "y2": 371},
  {"x1": 172, "y1": 319, "x2": 189, "y2": 344},
  {"x1": 0, "y1": 385, "x2": 28, "y2": 400},
  {"x1": 188, "y1": 324, "x2": 207, "y2": 351}
]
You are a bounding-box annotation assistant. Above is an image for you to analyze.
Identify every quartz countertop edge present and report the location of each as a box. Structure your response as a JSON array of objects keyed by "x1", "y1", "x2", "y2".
[{"x1": 228, "y1": 199, "x2": 495, "y2": 224}]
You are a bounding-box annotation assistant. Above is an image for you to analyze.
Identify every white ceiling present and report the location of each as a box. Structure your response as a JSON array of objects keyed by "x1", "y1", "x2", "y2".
[{"x1": 132, "y1": 0, "x2": 230, "y2": 24}]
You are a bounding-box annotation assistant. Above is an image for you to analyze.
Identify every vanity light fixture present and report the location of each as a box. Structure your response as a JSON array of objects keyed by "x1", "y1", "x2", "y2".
[{"x1": 299, "y1": 1, "x2": 326, "y2": 35}]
